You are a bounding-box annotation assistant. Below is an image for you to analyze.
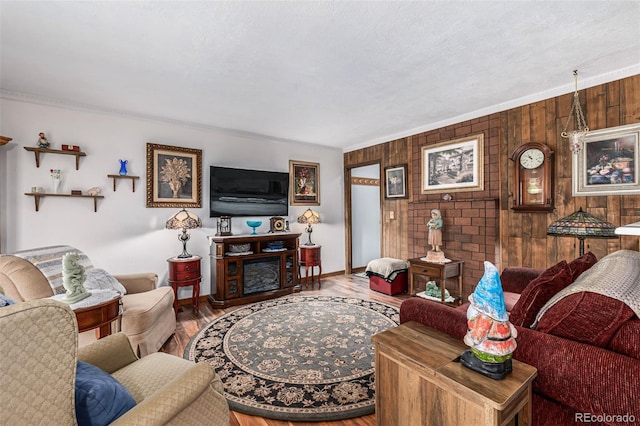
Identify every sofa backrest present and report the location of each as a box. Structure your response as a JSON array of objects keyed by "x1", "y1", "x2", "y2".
[
  {"x1": 12, "y1": 245, "x2": 93, "y2": 295},
  {"x1": 0, "y1": 255, "x2": 53, "y2": 302}
]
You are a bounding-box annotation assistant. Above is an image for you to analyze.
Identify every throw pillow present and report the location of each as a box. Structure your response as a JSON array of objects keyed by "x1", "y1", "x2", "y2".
[
  {"x1": 83, "y1": 268, "x2": 127, "y2": 295},
  {"x1": 568, "y1": 251, "x2": 597, "y2": 282},
  {"x1": 508, "y1": 260, "x2": 573, "y2": 328},
  {"x1": 535, "y1": 292, "x2": 635, "y2": 347},
  {"x1": 0, "y1": 293, "x2": 15, "y2": 307},
  {"x1": 75, "y1": 360, "x2": 136, "y2": 426}
]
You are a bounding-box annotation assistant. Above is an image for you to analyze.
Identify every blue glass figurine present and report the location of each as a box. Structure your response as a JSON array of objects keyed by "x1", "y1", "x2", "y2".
[{"x1": 119, "y1": 159, "x2": 128, "y2": 176}]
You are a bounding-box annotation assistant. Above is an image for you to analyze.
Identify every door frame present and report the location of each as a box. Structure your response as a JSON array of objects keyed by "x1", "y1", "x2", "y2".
[{"x1": 344, "y1": 161, "x2": 382, "y2": 275}]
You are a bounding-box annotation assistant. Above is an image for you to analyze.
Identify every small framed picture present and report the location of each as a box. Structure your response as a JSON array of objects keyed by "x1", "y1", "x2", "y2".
[
  {"x1": 384, "y1": 164, "x2": 408, "y2": 199},
  {"x1": 289, "y1": 160, "x2": 320, "y2": 206},
  {"x1": 146, "y1": 143, "x2": 202, "y2": 208},
  {"x1": 572, "y1": 123, "x2": 640, "y2": 196}
]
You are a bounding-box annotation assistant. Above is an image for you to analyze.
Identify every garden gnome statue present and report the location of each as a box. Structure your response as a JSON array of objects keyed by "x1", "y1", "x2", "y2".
[
  {"x1": 60, "y1": 252, "x2": 91, "y2": 304},
  {"x1": 426, "y1": 209, "x2": 446, "y2": 262},
  {"x1": 461, "y1": 261, "x2": 517, "y2": 380}
]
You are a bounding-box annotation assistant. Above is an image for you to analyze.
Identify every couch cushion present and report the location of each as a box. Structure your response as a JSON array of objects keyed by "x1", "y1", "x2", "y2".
[
  {"x1": 508, "y1": 260, "x2": 573, "y2": 328},
  {"x1": 121, "y1": 287, "x2": 174, "y2": 336},
  {"x1": 607, "y1": 317, "x2": 640, "y2": 360},
  {"x1": 568, "y1": 251, "x2": 597, "y2": 282},
  {"x1": 535, "y1": 292, "x2": 635, "y2": 347},
  {"x1": 75, "y1": 360, "x2": 136, "y2": 426}
]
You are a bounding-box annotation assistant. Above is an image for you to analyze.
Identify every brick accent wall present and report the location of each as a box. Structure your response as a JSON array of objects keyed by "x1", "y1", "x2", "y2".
[{"x1": 409, "y1": 114, "x2": 501, "y2": 296}]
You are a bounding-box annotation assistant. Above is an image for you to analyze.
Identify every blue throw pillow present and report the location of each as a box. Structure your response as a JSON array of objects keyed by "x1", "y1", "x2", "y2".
[
  {"x1": 0, "y1": 293, "x2": 15, "y2": 307},
  {"x1": 75, "y1": 361, "x2": 136, "y2": 426}
]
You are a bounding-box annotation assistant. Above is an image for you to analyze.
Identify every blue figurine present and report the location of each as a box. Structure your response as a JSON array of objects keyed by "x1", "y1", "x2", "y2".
[{"x1": 119, "y1": 159, "x2": 128, "y2": 176}]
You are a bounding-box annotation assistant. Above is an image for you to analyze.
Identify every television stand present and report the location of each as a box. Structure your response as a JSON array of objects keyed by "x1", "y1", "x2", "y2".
[{"x1": 207, "y1": 232, "x2": 301, "y2": 308}]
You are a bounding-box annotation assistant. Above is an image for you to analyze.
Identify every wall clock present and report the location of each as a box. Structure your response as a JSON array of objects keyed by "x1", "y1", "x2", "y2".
[
  {"x1": 269, "y1": 216, "x2": 286, "y2": 233},
  {"x1": 511, "y1": 142, "x2": 554, "y2": 212}
]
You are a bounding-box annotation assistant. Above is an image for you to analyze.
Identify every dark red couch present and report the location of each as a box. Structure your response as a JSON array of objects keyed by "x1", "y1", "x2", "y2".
[{"x1": 399, "y1": 266, "x2": 640, "y2": 426}]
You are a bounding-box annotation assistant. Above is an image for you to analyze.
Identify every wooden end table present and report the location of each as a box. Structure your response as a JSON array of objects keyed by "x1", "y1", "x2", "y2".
[
  {"x1": 408, "y1": 257, "x2": 464, "y2": 303},
  {"x1": 167, "y1": 255, "x2": 201, "y2": 316},
  {"x1": 74, "y1": 296, "x2": 122, "y2": 339},
  {"x1": 299, "y1": 245, "x2": 322, "y2": 288},
  {"x1": 372, "y1": 321, "x2": 537, "y2": 426}
]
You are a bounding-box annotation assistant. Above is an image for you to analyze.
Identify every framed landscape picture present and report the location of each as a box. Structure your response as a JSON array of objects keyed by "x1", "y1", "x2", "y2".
[
  {"x1": 384, "y1": 164, "x2": 408, "y2": 199},
  {"x1": 290, "y1": 160, "x2": 320, "y2": 206},
  {"x1": 421, "y1": 134, "x2": 484, "y2": 194},
  {"x1": 146, "y1": 143, "x2": 202, "y2": 208},
  {"x1": 572, "y1": 123, "x2": 640, "y2": 196}
]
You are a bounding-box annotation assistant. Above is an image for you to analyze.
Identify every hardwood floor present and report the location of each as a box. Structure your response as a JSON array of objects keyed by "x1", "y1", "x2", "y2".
[{"x1": 161, "y1": 273, "x2": 411, "y2": 426}]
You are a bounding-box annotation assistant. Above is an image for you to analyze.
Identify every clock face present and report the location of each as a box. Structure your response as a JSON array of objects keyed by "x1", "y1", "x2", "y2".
[{"x1": 519, "y1": 148, "x2": 544, "y2": 169}]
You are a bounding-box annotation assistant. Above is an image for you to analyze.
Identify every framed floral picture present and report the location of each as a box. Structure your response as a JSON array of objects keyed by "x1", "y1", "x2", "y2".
[
  {"x1": 146, "y1": 143, "x2": 202, "y2": 208},
  {"x1": 421, "y1": 134, "x2": 484, "y2": 194},
  {"x1": 572, "y1": 123, "x2": 640, "y2": 196},
  {"x1": 289, "y1": 160, "x2": 320, "y2": 206},
  {"x1": 384, "y1": 164, "x2": 408, "y2": 199}
]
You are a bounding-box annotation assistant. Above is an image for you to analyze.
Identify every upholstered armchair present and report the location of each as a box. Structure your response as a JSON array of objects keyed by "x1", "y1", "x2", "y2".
[
  {"x1": 0, "y1": 245, "x2": 175, "y2": 356},
  {"x1": 0, "y1": 298, "x2": 230, "y2": 425}
]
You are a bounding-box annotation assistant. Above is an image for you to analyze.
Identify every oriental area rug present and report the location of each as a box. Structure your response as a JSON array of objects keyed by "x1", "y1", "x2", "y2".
[{"x1": 184, "y1": 295, "x2": 400, "y2": 421}]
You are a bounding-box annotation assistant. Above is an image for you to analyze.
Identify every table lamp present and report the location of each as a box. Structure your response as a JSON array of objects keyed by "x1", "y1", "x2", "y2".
[
  {"x1": 547, "y1": 207, "x2": 618, "y2": 256},
  {"x1": 166, "y1": 208, "x2": 202, "y2": 258},
  {"x1": 297, "y1": 208, "x2": 320, "y2": 246}
]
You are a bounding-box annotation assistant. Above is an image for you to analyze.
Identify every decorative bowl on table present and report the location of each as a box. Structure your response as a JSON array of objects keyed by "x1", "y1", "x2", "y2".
[{"x1": 246, "y1": 220, "x2": 262, "y2": 235}]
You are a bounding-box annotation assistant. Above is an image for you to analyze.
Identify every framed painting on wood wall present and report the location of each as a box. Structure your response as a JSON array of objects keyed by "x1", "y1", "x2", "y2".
[
  {"x1": 384, "y1": 164, "x2": 408, "y2": 199},
  {"x1": 572, "y1": 123, "x2": 640, "y2": 196},
  {"x1": 421, "y1": 134, "x2": 484, "y2": 194},
  {"x1": 146, "y1": 143, "x2": 202, "y2": 208}
]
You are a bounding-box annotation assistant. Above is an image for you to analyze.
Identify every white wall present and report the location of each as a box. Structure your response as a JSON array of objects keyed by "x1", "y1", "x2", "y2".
[{"x1": 0, "y1": 98, "x2": 345, "y2": 299}]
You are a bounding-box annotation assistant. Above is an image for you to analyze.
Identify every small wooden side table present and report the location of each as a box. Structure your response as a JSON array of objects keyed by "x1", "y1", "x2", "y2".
[
  {"x1": 408, "y1": 257, "x2": 464, "y2": 303},
  {"x1": 299, "y1": 245, "x2": 322, "y2": 288},
  {"x1": 167, "y1": 255, "x2": 201, "y2": 316},
  {"x1": 74, "y1": 296, "x2": 122, "y2": 339},
  {"x1": 372, "y1": 321, "x2": 537, "y2": 426}
]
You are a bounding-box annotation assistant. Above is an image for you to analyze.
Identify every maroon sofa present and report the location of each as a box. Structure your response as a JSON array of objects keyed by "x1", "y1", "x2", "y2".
[{"x1": 399, "y1": 262, "x2": 640, "y2": 426}]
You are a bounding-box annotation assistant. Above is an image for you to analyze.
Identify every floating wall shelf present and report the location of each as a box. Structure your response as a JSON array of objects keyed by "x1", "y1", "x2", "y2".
[
  {"x1": 107, "y1": 174, "x2": 140, "y2": 192},
  {"x1": 24, "y1": 146, "x2": 87, "y2": 170},
  {"x1": 24, "y1": 192, "x2": 104, "y2": 212}
]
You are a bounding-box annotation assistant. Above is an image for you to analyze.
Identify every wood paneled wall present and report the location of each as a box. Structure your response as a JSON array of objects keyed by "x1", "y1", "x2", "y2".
[{"x1": 344, "y1": 74, "x2": 640, "y2": 297}]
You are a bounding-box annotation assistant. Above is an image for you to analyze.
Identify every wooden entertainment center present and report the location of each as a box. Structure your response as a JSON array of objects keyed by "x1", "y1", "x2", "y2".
[{"x1": 207, "y1": 232, "x2": 301, "y2": 308}]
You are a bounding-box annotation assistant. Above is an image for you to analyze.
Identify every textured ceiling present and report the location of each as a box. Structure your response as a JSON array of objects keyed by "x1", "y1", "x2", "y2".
[{"x1": 1, "y1": 1, "x2": 640, "y2": 152}]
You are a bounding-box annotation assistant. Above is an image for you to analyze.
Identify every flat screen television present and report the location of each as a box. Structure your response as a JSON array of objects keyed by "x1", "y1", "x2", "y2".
[{"x1": 210, "y1": 166, "x2": 289, "y2": 217}]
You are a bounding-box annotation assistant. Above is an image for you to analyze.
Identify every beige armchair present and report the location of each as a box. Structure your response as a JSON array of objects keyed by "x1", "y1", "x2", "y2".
[
  {"x1": 0, "y1": 245, "x2": 176, "y2": 356},
  {"x1": 0, "y1": 298, "x2": 230, "y2": 425}
]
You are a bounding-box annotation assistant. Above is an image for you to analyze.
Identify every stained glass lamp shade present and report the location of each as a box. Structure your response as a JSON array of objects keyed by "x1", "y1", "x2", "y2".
[
  {"x1": 297, "y1": 208, "x2": 320, "y2": 246},
  {"x1": 547, "y1": 207, "x2": 618, "y2": 256}
]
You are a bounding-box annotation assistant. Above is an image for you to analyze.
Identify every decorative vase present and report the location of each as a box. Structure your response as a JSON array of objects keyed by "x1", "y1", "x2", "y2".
[
  {"x1": 52, "y1": 177, "x2": 61, "y2": 194},
  {"x1": 119, "y1": 159, "x2": 128, "y2": 176}
]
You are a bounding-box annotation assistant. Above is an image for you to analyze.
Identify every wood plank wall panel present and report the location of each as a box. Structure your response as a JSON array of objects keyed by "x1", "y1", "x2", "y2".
[{"x1": 344, "y1": 74, "x2": 640, "y2": 298}]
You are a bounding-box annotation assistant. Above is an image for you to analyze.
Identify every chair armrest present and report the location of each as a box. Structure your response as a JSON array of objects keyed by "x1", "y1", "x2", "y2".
[
  {"x1": 399, "y1": 298, "x2": 468, "y2": 339},
  {"x1": 500, "y1": 267, "x2": 542, "y2": 294},
  {"x1": 111, "y1": 362, "x2": 217, "y2": 425},
  {"x1": 77, "y1": 332, "x2": 138, "y2": 373},
  {"x1": 114, "y1": 273, "x2": 158, "y2": 294}
]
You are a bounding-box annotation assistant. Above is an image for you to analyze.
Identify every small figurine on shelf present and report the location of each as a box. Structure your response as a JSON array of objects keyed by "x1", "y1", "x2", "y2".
[
  {"x1": 87, "y1": 186, "x2": 101, "y2": 196},
  {"x1": 425, "y1": 209, "x2": 447, "y2": 262},
  {"x1": 119, "y1": 159, "x2": 128, "y2": 176},
  {"x1": 60, "y1": 252, "x2": 90, "y2": 304},
  {"x1": 37, "y1": 132, "x2": 50, "y2": 148}
]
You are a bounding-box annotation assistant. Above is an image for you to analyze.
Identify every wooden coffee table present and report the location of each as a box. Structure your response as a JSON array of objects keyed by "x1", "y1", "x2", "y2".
[{"x1": 372, "y1": 321, "x2": 537, "y2": 426}]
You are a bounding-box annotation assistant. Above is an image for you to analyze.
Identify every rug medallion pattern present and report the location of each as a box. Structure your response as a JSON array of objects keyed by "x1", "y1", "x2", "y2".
[{"x1": 184, "y1": 295, "x2": 400, "y2": 421}]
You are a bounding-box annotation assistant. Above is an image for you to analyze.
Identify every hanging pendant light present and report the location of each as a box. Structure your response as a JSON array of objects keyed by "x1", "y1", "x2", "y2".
[{"x1": 561, "y1": 70, "x2": 589, "y2": 154}]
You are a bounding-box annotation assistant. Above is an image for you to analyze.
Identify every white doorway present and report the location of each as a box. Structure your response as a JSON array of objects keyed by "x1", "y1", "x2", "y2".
[{"x1": 351, "y1": 164, "x2": 381, "y2": 270}]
